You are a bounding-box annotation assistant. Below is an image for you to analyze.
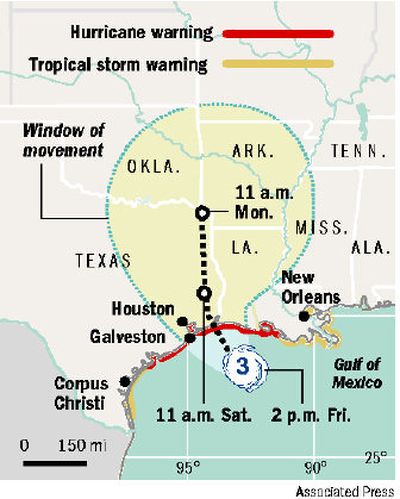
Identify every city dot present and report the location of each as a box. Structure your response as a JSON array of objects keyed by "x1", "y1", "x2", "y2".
[
  {"x1": 184, "y1": 333, "x2": 196, "y2": 344},
  {"x1": 119, "y1": 376, "x2": 131, "y2": 388},
  {"x1": 299, "y1": 310, "x2": 310, "y2": 322},
  {"x1": 177, "y1": 316, "x2": 188, "y2": 327}
]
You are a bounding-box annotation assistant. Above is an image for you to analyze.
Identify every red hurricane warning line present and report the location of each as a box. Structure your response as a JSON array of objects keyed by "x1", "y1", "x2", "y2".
[
  {"x1": 222, "y1": 29, "x2": 334, "y2": 39},
  {"x1": 147, "y1": 322, "x2": 280, "y2": 371}
]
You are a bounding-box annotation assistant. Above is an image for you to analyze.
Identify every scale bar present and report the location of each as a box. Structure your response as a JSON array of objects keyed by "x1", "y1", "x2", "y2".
[{"x1": 23, "y1": 460, "x2": 87, "y2": 467}]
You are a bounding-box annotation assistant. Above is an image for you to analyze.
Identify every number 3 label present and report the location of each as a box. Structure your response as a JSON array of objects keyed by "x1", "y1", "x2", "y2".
[
  {"x1": 236, "y1": 356, "x2": 250, "y2": 375},
  {"x1": 223, "y1": 345, "x2": 269, "y2": 393}
]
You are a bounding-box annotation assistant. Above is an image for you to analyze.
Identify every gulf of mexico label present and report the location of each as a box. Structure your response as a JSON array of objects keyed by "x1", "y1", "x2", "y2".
[{"x1": 222, "y1": 344, "x2": 269, "y2": 392}]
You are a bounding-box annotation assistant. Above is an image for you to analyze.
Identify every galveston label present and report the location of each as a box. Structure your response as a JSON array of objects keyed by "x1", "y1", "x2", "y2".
[{"x1": 90, "y1": 328, "x2": 166, "y2": 344}]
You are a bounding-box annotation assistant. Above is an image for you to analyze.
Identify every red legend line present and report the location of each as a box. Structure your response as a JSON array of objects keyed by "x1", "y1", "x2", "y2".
[{"x1": 223, "y1": 29, "x2": 334, "y2": 39}]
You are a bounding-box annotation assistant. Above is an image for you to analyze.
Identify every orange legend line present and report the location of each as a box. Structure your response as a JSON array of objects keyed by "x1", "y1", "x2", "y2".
[{"x1": 223, "y1": 59, "x2": 334, "y2": 69}]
